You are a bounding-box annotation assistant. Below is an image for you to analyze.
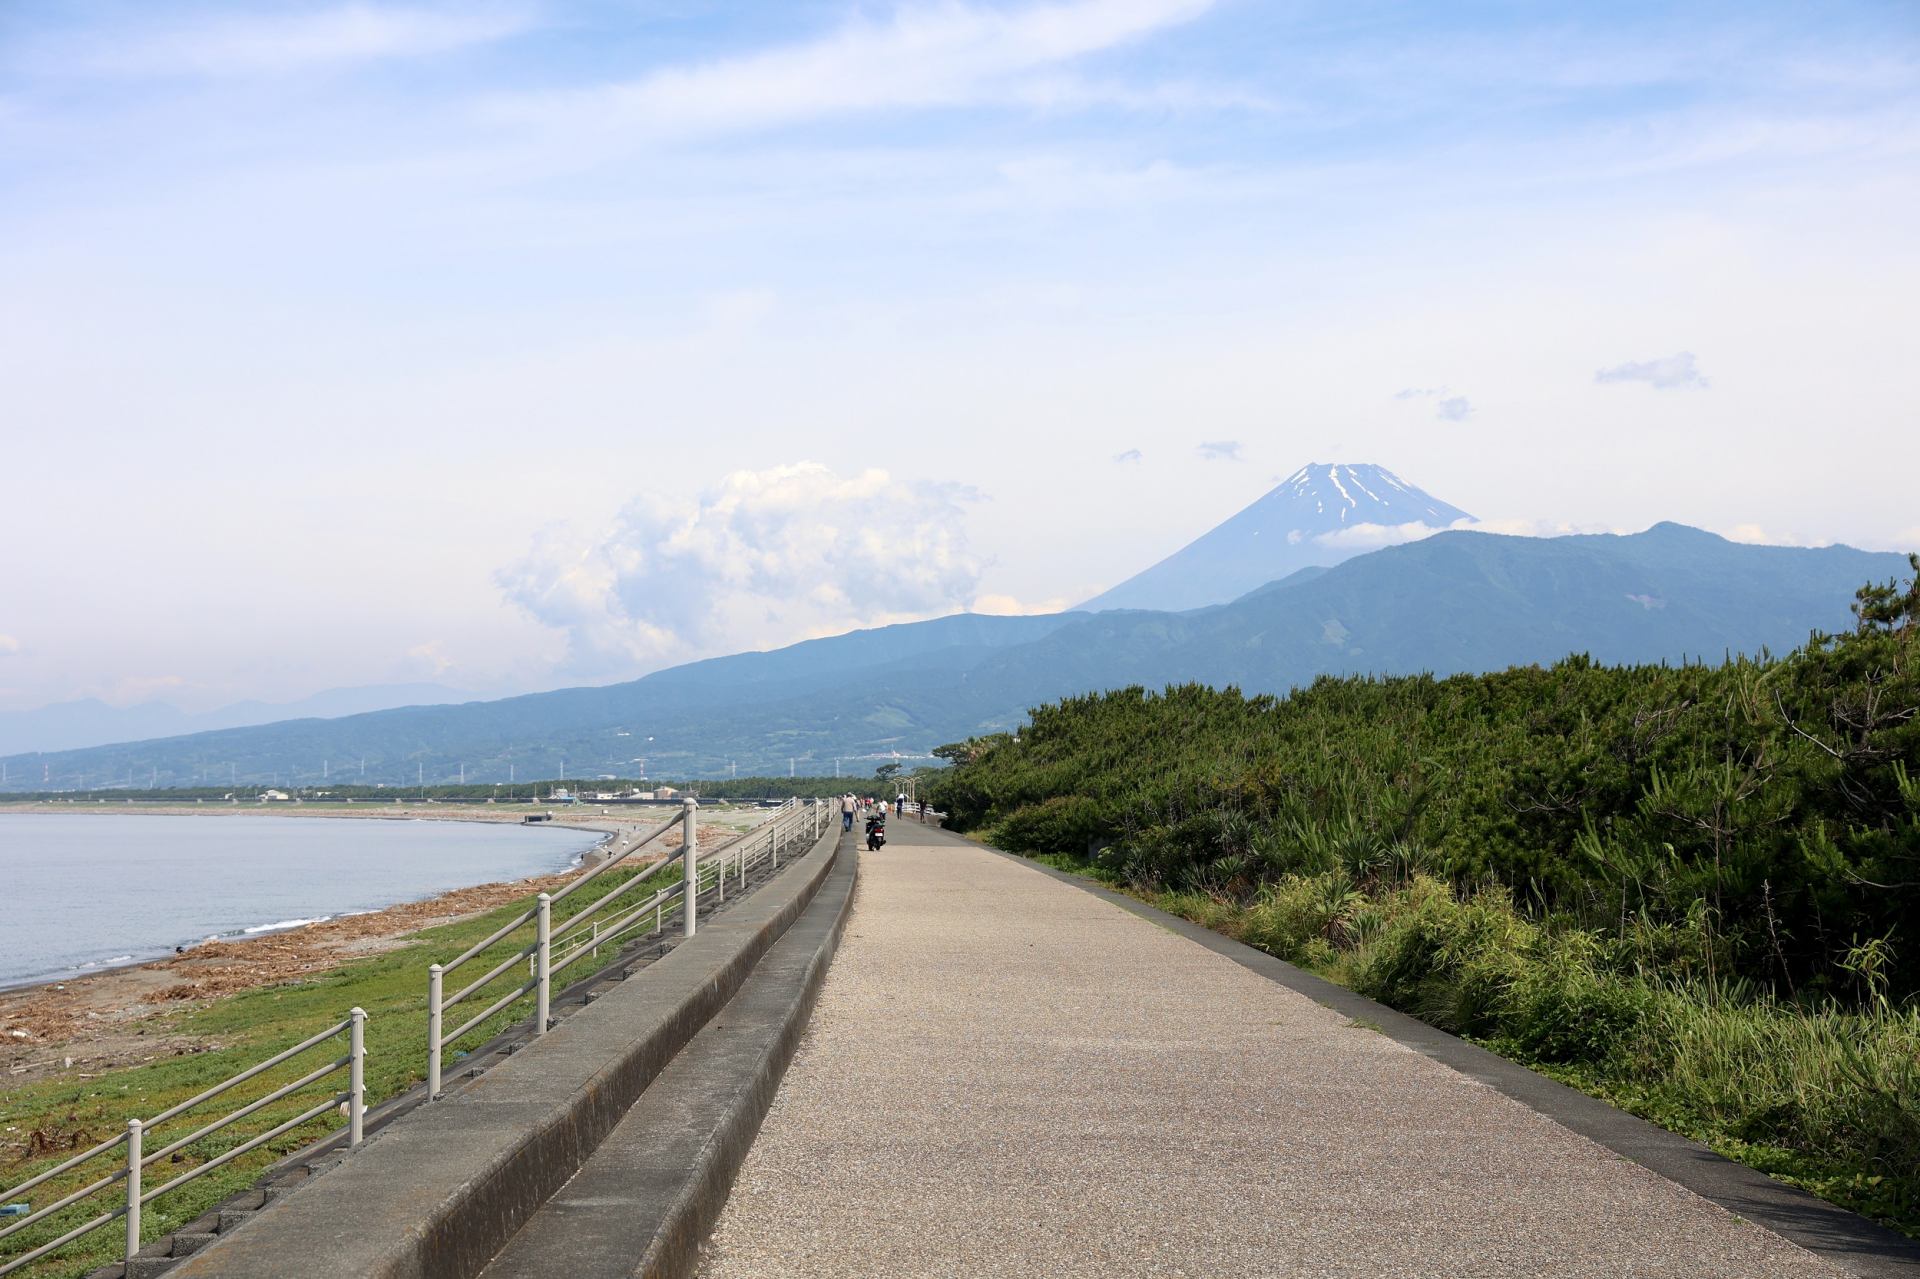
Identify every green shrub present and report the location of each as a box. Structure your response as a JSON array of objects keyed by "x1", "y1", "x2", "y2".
[{"x1": 991, "y1": 794, "x2": 1106, "y2": 856}]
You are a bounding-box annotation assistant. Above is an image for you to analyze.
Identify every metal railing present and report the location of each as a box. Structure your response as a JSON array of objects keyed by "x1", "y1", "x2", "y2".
[
  {"x1": 425, "y1": 798, "x2": 830, "y2": 1097},
  {"x1": 0, "y1": 797, "x2": 833, "y2": 1277},
  {"x1": 0, "y1": 1010, "x2": 366, "y2": 1277}
]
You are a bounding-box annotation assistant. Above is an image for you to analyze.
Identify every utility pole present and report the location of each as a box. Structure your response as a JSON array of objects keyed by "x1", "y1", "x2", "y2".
[{"x1": 459, "y1": 763, "x2": 465, "y2": 786}]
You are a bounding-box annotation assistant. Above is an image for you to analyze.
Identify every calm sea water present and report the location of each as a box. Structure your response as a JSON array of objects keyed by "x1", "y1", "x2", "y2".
[{"x1": 0, "y1": 814, "x2": 603, "y2": 988}]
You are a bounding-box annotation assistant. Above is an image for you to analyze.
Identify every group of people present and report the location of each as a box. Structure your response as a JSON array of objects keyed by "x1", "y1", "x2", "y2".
[{"x1": 837, "y1": 791, "x2": 931, "y2": 849}]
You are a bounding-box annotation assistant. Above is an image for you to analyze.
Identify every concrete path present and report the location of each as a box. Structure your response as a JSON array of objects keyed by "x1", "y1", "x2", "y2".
[{"x1": 697, "y1": 827, "x2": 1850, "y2": 1279}]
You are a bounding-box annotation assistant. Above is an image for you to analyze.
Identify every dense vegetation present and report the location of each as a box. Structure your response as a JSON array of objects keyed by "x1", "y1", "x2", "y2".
[{"x1": 931, "y1": 557, "x2": 1920, "y2": 1231}]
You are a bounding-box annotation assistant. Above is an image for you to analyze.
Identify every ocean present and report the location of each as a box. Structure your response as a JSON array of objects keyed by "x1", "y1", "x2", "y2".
[{"x1": 0, "y1": 813, "x2": 603, "y2": 988}]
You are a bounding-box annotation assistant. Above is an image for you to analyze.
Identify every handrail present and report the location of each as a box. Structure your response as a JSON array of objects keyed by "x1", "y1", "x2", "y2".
[
  {"x1": 424, "y1": 800, "x2": 830, "y2": 1097},
  {"x1": 0, "y1": 1010, "x2": 366, "y2": 1277},
  {"x1": 436, "y1": 813, "x2": 679, "y2": 974}
]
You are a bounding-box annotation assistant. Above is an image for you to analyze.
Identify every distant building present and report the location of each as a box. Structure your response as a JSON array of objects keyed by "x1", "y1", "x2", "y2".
[{"x1": 259, "y1": 789, "x2": 290, "y2": 802}]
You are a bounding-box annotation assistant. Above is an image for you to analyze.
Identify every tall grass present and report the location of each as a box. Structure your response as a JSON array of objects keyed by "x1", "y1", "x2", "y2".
[{"x1": 1080, "y1": 861, "x2": 1920, "y2": 1235}]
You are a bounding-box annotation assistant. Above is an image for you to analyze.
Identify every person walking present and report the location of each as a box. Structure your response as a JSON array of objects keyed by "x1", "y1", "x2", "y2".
[{"x1": 841, "y1": 792, "x2": 856, "y2": 832}]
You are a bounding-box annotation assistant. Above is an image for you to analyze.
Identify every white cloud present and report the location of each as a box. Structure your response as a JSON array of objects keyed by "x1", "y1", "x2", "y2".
[
  {"x1": 1113, "y1": 448, "x2": 1143, "y2": 463},
  {"x1": 1723, "y1": 522, "x2": 1827, "y2": 547},
  {"x1": 1595, "y1": 351, "x2": 1709, "y2": 390},
  {"x1": 0, "y1": 634, "x2": 20, "y2": 657},
  {"x1": 74, "y1": 4, "x2": 534, "y2": 78},
  {"x1": 972, "y1": 592, "x2": 1072, "y2": 615},
  {"x1": 487, "y1": 0, "x2": 1216, "y2": 138},
  {"x1": 404, "y1": 641, "x2": 455, "y2": 677},
  {"x1": 1312, "y1": 520, "x2": 1445, "y2": 550},
  {"x1": 1314, "y1": 516, "x2": 1624, "y2": 551},
  {"x1": 498, "y1": 462, "x2": 985, "y2": 676},
  {"x1": 1195, "y1": 439, "x2": 1242, "y2": 461},
  {"x1": 1395, "y1": 386, "x2": 1473, "y2": 421}
]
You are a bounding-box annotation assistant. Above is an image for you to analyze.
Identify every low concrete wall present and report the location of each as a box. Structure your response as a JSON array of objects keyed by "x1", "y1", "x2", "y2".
[
  {"x1": 474, "y1": 831, "x2": 860, "y2": 1279},
  {"x1": 172, "y1": 825, "x2": 844, "y2": 1279}
]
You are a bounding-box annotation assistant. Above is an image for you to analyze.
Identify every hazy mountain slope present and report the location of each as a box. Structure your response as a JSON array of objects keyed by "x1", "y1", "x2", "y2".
[
  {"x1": 1080, "y1": 462, "x2": 1472, "y2": 612},
  {"x1": 0, "y1": 684, "x2": 470, "y2": 756},
  {"x1": 4, "y1": 527, "x2": 1905, "y2": 788},
  {"x1": 0, "y1": 613, "x2": 1079, "y2": 788}
]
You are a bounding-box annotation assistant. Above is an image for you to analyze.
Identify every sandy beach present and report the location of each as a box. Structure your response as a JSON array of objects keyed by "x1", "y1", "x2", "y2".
[{"x1": 0, "y1": 802, "x2": 762, "y2": 1090}]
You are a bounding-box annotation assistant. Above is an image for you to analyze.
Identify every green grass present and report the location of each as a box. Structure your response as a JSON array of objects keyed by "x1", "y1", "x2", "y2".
[{"x1": 0, "y1": 858, "x2": 698, "y2": 1279}]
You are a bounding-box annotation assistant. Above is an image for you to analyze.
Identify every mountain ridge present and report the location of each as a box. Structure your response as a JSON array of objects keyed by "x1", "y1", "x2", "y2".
[
  {"x1": 1079, "y1": 462, "x2": 1473, "y2": 612},
  {"x1": 2, "y1": 524, "x2": 1906, "y2": 790}
]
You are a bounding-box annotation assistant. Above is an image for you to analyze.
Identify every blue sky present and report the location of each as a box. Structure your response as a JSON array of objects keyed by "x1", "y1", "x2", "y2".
[{"x1": 1, "y1": 0, "x2": 1916, "y2": 713}]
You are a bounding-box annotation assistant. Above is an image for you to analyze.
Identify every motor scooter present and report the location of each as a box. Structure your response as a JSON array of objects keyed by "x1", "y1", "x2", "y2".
[{"x1": 864, "y1": 811, "x2": 887, "y2": 851}]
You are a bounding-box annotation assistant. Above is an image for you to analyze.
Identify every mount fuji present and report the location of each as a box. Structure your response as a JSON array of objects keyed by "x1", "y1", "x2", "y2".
[{"x1": 1079, "y1": 463, "x2": 1473, "y2": 612}]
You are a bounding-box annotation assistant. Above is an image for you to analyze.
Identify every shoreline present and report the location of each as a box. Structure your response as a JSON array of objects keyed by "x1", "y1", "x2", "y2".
[
  {"x1": 0, "y1": 804, "x2": 757, "y2": 1088},
  {"x1": 0, "y1": 803, "x2": 623, "y2": 995}
]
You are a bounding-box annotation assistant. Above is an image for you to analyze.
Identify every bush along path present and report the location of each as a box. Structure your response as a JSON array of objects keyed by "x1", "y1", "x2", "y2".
[{"x1": 930, "y1": 555, "x2": 1920, "y2": 1236}]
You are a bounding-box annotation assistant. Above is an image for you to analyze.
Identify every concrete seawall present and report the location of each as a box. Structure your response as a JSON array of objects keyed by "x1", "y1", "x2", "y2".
[{"x1": 171, "y1": 823, "x2": 845, "y2": 1279}]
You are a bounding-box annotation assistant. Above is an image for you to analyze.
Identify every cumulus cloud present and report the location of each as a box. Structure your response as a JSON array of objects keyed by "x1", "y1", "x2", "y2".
[
  {"x1": 1195, "y1": 440, "x2": 1243, "y2": 461},
  {"x1": 1113, "y1": 448, "x2": 1143, "y2": 463},
  {"x1": 1595, "y1": 351, "x2": 1709, "y2": 390},
  {"x1": 498, "y1": 462, "x2": 985, "y2": 676}
]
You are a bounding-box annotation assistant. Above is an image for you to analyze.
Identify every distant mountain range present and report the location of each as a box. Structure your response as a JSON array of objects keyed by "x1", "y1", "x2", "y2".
[
  {"x1": 0, "y1": 684, "x2": 471, "y2": 757},
  {"x1": 3, "y1": 521, "x2": 1906, "y2": 791},
  {"x1": 1080, "y1": 462, "x2": 1472, "y2": 611}
]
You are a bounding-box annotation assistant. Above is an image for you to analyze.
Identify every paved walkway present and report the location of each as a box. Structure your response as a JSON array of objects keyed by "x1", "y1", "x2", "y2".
[{"x1": 697, "y1": 828, "x2": 1848, "y2": 1278}]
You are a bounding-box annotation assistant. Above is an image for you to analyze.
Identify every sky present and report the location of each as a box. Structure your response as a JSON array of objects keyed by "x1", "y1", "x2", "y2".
[{"x1": 1, "y1": 0, "x2": 1917, "y2": 716}]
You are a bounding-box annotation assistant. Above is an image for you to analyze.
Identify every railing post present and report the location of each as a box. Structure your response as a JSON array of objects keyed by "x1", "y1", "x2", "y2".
[
  {"x1": 535, "y1": 893, "x2": 553, "y2": 1035},
  {"x1": 349, "y1": 1007, "x2": 367, "y2": 1148},
  {"x1": 682, "y1": 798, "x2": 698, "y2": 937},
  {"x1": 427, "y1": 964, "x2": 444, "y2": 1099},
  {"x1": 124, "y1": 1118, "x2": 141, "y2": 1262}
]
